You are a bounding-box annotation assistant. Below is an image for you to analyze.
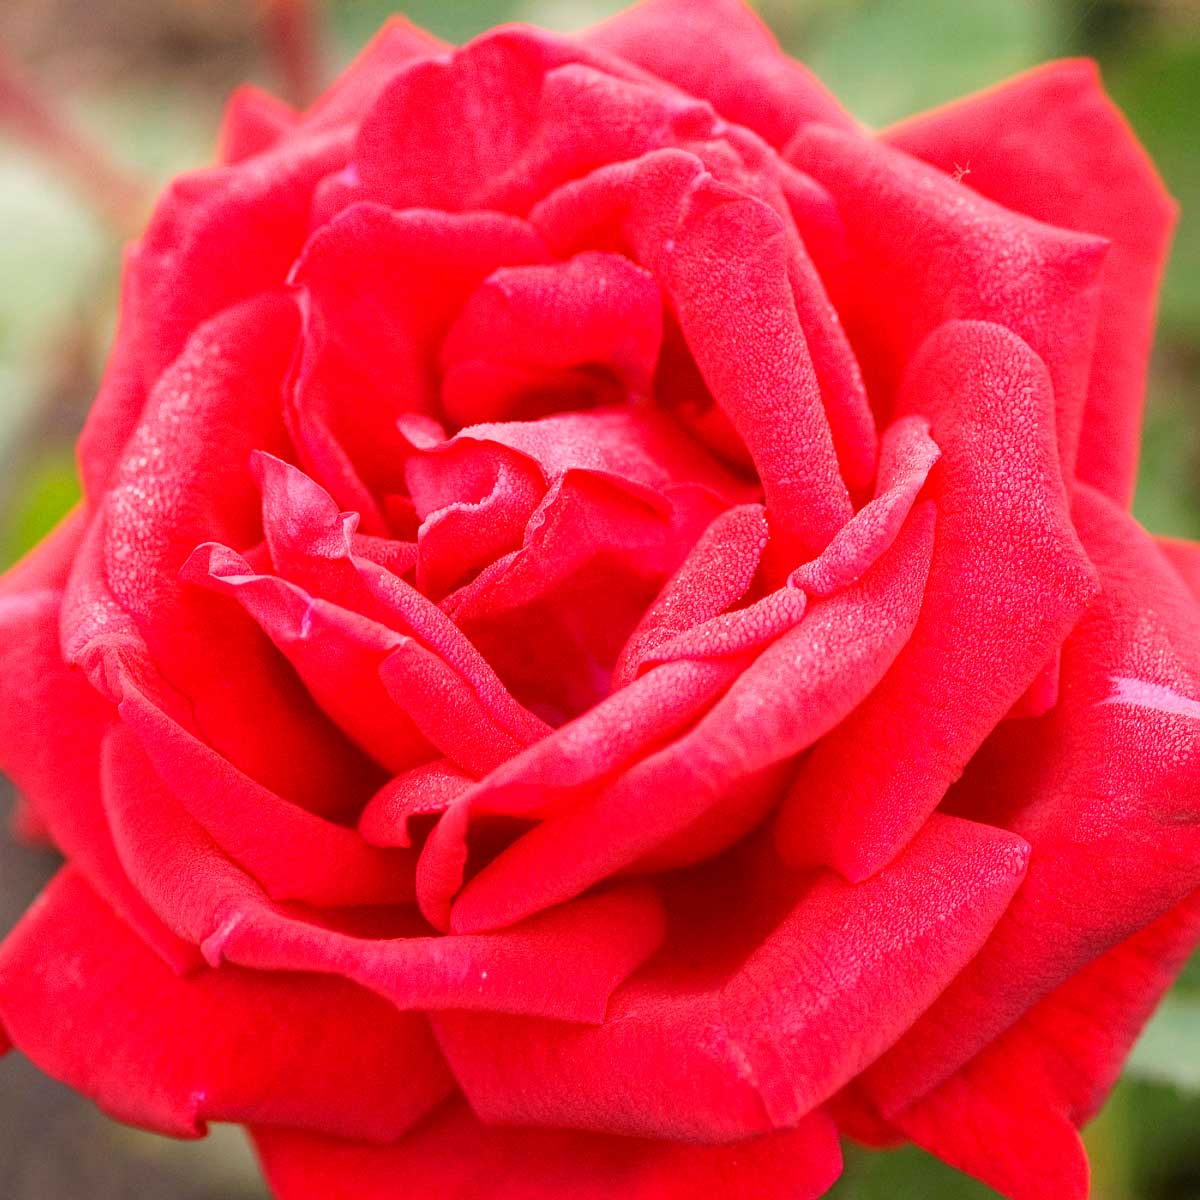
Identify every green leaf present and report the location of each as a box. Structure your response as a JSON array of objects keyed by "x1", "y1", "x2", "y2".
[
  {"x1": 781, "y1": 0, "x2": 1064, "y2": 128},
  {"x1": 0, "y1": 452, "x2": 81, "y2": 571},
  {"x1": 1126, "y1": 990, "x2": 1200, "y2": 1094}
]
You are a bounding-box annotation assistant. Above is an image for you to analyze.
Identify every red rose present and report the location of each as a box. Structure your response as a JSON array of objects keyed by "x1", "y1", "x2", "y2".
[{"x1": 1, "y1": 1, "x2": 1197, "y2": 1197}]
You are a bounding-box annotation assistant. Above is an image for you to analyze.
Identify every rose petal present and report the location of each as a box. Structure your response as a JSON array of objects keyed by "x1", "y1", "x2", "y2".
[
  {"x1": 286, "y1": 202, "x2": 548, "y2": 521},
  {"x1": 776, "y1": 321, "x2": 1098, "y2": 880},
  {"x1": 443, "y1": 469, "x2": 728, "y2": 722},
  {"x1": 434, "y1": 815, "x2": 1027, "y2": 1141},
  {"x1": 0, "y1": 868, "x2": 453, "y2": 1142},
  {"x1": 789, "y1": 414, "x2": 939, "y2": 598},
  {"x1": 861, "y1": 483, "x2": 1200, "y2": 1114},
  {"x1": 448, "y1": 503, "x2": 935, "y2": 932},
  {"x1": 889, "y1": 892, "x2": 1200, "y2": 1200},
  {"x1": 115, "y1": 671, "x2": 417, "y2": 908},
  {"x1": 533, "y1": 149, "x2": 853, "y2": 561},
  {"x1": 583, "y1": 0, "x2": 854, "y2": 147},
  {"x1": 358, "y1": 761, "x2": 473, "y2": 849},
  {"x1": 440, "y1": 252, "x2": 663, "y2": 425},
  {"x1": 184, "y1": 542, "x2": 435, "y2": 774},
  {"x1": 102, "y1": 727, "x2": 665, "y2": 1024},
  {"x1": 0, "y1": 590, "x2": 196, "y2": 971},
  {"x1": 884, "y1": 59, "x2": 1177, "y2": 505},
  {"x1": 65, "y1": 295, "x2": 376, "y2": 817},
  {"x1": 77, "y1": 136, "x2": 350, "y2": 499},
  {"x1": 788, "y1": 125, "x2": 1107, "y2": 478},
  {"x1": 217, "y1": 85, "x2": 296, "y2": 163},
  {"x1": 252, "y1": 1098, "x2": 843, "y2": 1200},
  {"x1": 253, "y1": 452, "x2": 550, "y2": 751},
  {"x1": 614, "y1": 503, "x2": 769, "y2": 686},
  {"x1": 301, "y1": 15, "x2": 446, "y2": 133}
]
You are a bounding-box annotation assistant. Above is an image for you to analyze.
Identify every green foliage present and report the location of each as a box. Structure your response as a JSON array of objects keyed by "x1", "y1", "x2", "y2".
[
  {"x1": 788, "y1": 0, "x2": 1065, "y2": 129},
  {"x1": 830, "y1": 1143, "x2": 1000, "y2": 1199},
  {"x1": 1127, "y1": 990, "x2": 1200, "y2": 1094},
  {"x1": 0, "y1": 452, "x2": 80, "y2": 570}
]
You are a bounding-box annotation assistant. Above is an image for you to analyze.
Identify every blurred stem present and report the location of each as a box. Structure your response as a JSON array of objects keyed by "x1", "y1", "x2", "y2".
[
  {"x1": 261, "y1": 0, "x2": 327, "y2": 109},
  {"x1": 0, "y1": 48, "x2": 150, "y2": 238}
]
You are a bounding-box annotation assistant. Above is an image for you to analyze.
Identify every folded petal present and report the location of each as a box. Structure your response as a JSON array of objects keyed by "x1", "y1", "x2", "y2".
[
  {"x1": 416, "y1": 405, "x2": 750, "y2": 502},
  {"x1": 614, "y1": 503, "x2": 769, "y2": 686},
  {"x1": 789, "y1": 414, "x2": 939, "y2": 597},
  {"x1": 440, "y1": 252, "x2": 663, "y2": 425},
  {"x1": 114, "y1": 664, "x2": 418, "y2": 908},
  {"x1": 358, "y1": 761, "x2": 473, "y2": 849},
  {"x1": 102, "y1": 727, "x2": 664, "y2": 1023},
  {"x1": 65, "y1": 295, "x2": 376, "y2": 817},
  {"x1": 186, "y1": 542, "x2": 434, "y2": 774},
  {"x1": 884, "y1": 59, "x2": 1177, "y2": 505},
  {"x1": 448, "y1": 503, "x2": 935, "y2": 932},
  {"x1": 788, "y1": 125, "x2": 1107, "y2": 478},
  {"x1": 535, "y1": 150, "x2": 853, "y2": 561},
  {"x1": 253, "y1": 1098, "x2": 843, "y2": 1200},
  {"x1": 776, "y1": 321, "x2": 1097, "y2": 880},
  {"x1": 251, "y1": 452, "x2": 551, "y2": 753},
  {"x1": 286, "y1": 202, "x2": 548, "y2": 518},
  {"x1": 434, "y1": 815, "x2": 1027, "y2": 1142},
  {"x1": 861, "y1": 483, "x2": 1200, "y2": 1113},
  {"x1": 0, "y1": 868, "x2": 453, "y2": 1142}
]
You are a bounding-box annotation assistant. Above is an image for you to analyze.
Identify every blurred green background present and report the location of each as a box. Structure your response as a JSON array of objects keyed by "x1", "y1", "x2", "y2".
[{"x1": 0, "y1": 1, "x2": 1197, "y2": 1196}]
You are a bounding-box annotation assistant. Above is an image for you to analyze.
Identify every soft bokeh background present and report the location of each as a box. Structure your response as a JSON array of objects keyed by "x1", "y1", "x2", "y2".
[{"x1": 0, "y1": 0, "x2": 1197, "y2": 1196}]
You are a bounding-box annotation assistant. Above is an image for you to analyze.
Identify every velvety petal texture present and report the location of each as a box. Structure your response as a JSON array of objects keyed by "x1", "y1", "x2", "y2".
[{"x1": 0, "y1": 4, "x2": 1193, "y2": 1200}]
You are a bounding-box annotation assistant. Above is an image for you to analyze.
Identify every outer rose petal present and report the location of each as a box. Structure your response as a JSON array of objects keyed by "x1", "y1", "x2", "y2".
[
  {"x1": 253, "y1": 1099, "x2": 843, "y2": 1200},
  {"x1": 0, "y1": 589, "x2": 196, "y2": 970},
  {"x1": 788, "y1": 124, "x2": 1107, "y2": 477},
  {"x1": 776, "y1": 321, "x2": 1097, "y2": 880},
  {"x1": 889, "y1": 892, "x2": 1200, "y2": 1200},
  {"x1": 861, "y1": 484, "x2": 1200, "y2": 1113},
  {"x1": 300, "y1": 15, "x2": 446, "y2": 132},
  {"x1": 0, "y1": 868, "x2": 454, "y2": 1142},
  {"x1": 583, "y1": 0, "x2": 855, "y2": 147},
  {"x1": 434, "y1": 816, "x2": 1027, "y2": 1142},
  {"x1": 1158, "y1": 535, "x2": 1200, "y2": 603},
  {"x1": 884, "y1": 59, "x2": 1177, "y2": 505},
  {"x1": 76, "y1": 133, "x2": 350, "y2": 499},
  {"x1": 115, "y1": 673, "x2": 417, "y2": 908},
  {"x1": 217, "y1": 85, "x2": 297, "y2": 163}
]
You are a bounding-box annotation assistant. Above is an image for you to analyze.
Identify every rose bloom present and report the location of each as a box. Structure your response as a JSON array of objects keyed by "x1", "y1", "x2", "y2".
[{"x1": 1, "y1": 1, "x2": 1198, "y2": 1197}]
